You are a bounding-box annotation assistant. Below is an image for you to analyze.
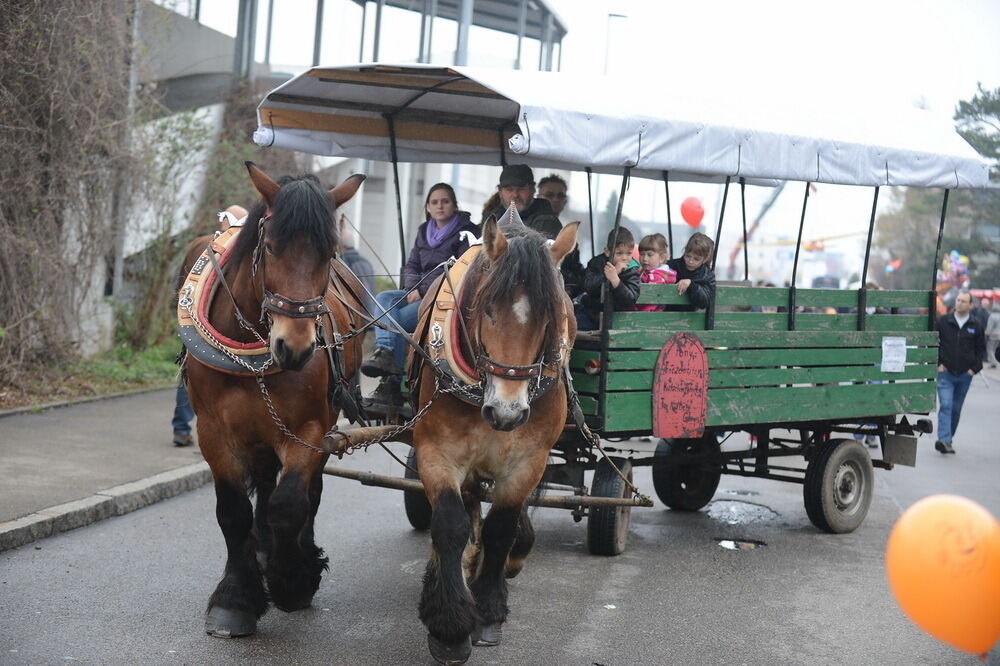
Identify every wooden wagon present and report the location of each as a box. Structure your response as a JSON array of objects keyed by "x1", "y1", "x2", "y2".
[{"x1": 252, "y1": 64, "x2": 990, "y2": 554}]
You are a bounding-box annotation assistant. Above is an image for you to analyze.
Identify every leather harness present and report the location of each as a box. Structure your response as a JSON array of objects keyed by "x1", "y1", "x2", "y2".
[{"x1": 408, "y1": 245, "x2": 567, "y2": 407}]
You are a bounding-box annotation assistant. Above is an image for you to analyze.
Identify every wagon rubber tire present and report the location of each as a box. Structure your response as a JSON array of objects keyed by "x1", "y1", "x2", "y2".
[
  {"x1": 404, "y1": 447, "x2": 432, "y2": 531},
  {"x1": 803, "y1": 438, "x2": 874, "y2": 533},
  {"x1": 651, "y1": 436, "x2": 721, "y2": 511},
  {"x1": 587, "y1": 457, "x2": 633, "y2": 556}
]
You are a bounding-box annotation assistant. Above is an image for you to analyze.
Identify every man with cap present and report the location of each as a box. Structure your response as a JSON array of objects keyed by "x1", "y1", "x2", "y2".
[{"x1": 483, "y1": 164, "x2": 584, "y2": 295}]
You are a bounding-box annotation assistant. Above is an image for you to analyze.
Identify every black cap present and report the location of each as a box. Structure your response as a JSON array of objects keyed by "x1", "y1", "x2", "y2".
[{"x1": 498, "y1": 164, "x2": 534, "y2": 187}]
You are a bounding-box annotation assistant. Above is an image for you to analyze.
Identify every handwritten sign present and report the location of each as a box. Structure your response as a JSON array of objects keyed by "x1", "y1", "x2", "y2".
[
  {"x1": 652, "y1": 333, "x2": 708, "y2": 439},
  {"x1": 881, "y1": 336, "x2": 907, "y2": 373}
]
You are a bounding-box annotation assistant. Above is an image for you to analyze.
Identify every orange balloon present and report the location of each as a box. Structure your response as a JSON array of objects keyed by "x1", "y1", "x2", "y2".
[{"x1": 886, "y1": 495, "x2": 1000, "y2": 656}]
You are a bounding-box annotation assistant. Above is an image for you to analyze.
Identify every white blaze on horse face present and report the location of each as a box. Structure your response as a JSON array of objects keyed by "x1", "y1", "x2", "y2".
[{"x1": 512, "y1": 295, "x2": 530, "y2": 325}]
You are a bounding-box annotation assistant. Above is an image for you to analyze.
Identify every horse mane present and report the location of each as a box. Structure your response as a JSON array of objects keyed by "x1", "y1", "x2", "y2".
[
  {"x1": 227, "y1": 174, "x2": 339, "y2": 271},
  {"x1": 469, "y1": 225, "x2": 563, "y2": 353}
]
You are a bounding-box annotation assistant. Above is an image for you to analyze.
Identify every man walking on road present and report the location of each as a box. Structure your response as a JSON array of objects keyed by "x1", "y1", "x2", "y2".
[{"x1": 935, "y1": 290, "x2": 985, "y2": 454}]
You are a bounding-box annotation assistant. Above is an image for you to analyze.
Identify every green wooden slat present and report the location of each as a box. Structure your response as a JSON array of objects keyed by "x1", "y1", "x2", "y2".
[
  {"x1": 606, "y1": 371, "x2": 654, "y2": 391},
  {"x1": 606, "y1": 350, "x2": 661, "y2": 369},
  {"x1": 636, "y1": 285, "x2": 931, "y2": 311},
  {"x1": 601, "y1": 382, "x2": 937, "y2": 433},
  {"x1": 714, "y1": 286, "x2": 789, "y2": 306},
  {"x1": 793, "y1": 288, "x2": 857, "y2": 307},
  {"x1": 866, "y1": 315, "x2": 927, "y2": 331},
  {"x1": 687, "y1": 330, "x2": 938, "y2": 348},
  {"x1": 608, "y1": 327, "x2": 936, "y2": 349},
  {"x1": 597, "y1": 363, "x2": 935, "y2": 392},
  {"x1": 569, "y1": 349, "x2": 599, "y2": 370},
  {"x1": 705, "y1": 382, "x2": 937, "y2": 427},
  {"x1": 603, "y1": 391, "x2": 651, "y2": 432},
  {"x1": 708, "y1": 364, "x2": 936, "y2": 387},
  {"x1": 867, "y1": 290, "x2": 931, "y2": 308},
  {"x1": 611, "y1": 311, "x2": 705, "y2": 331},
  {"x1": 571, "y1": 372, "x2": 600, "y2": 393},
  {"x1": 636, "y1": 284, "x2": 690, "y2": 305},
  {"x1": 577, "y1": 395, "x2": 598, "y2": 416},
  {"x1": 708, "y1": 346, "x2": 938, "y2": 367}
]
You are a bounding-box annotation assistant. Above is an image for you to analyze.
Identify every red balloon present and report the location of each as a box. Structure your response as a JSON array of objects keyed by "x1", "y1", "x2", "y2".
[{"x1": 681, "y1": 197, "x2": 704, "y2": 227}]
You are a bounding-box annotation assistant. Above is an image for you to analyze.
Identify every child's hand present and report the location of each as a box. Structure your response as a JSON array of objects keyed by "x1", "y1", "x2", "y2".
[
  {"x1": 676, "y1": 278, "x2": 692, "y2": 295},
  {"x1": 603, "y1": 261, "x2": 621, "y2": 288}
]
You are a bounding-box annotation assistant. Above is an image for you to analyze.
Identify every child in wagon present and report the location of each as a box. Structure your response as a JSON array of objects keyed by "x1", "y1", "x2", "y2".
[
  {"x1": 666, "y1": 232, "x2": 717, "y2": 311},
  {"x1": 635, "y1": 232, "x2": 677, "y2": 312},
  {"x1": 574, "y1": 226, "x2": 641, "y2": 330}
]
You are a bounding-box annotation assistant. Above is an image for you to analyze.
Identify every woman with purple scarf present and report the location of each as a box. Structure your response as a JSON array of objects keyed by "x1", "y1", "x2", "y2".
[{"x1": 361, "y1": 183, "x2": 478, "y2": 408}]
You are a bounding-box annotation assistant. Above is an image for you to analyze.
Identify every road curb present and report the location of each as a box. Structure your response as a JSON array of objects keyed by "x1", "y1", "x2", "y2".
[
  {"x1": 0, "y1": 384, "x2": 176, "y2": 420},
  {"x1": 0, "y1": 462, "x2": 211, "y2": 552}
]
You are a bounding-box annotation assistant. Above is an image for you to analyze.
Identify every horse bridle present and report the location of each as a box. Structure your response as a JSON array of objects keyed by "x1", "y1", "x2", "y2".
[{"x1": 253, "y1": 214, "x2": 332, "y2": 320}]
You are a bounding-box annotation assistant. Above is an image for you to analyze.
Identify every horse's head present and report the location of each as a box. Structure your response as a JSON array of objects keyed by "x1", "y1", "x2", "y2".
[
  {"x1": 471, "y1": 217, "x2": 579, "y2": 431},
  {"x1": 246, "y1": 162, "x2": 364, "y2": 371}
]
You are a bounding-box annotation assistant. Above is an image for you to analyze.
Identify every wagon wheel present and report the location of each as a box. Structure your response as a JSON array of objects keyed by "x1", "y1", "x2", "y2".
[
  {"x1": 587, "y1": 457, "x2": 633, "y2": 556},
  {"x1": 803, "y1": 438, "x2": 873, "y2": 533},
  {"x1": 403, "y1": 447, "x2": 432, "y2": 531},
  {"x1": 651, "y1": 435, "x2": 721, "y2": 511}
]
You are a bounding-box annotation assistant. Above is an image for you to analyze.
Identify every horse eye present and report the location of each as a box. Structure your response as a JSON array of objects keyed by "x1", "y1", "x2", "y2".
[{"x1": 264, "y1": 242, "x2": 275, "y2": 256}]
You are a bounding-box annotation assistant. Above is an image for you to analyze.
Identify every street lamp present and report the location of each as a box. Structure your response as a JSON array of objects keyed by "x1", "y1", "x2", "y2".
[{"x1": 604, "y1": 12, "x2": 627, "y2": 75}]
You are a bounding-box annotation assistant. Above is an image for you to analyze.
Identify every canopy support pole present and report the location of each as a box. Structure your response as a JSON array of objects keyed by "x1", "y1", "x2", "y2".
[
  {"x1": 788, "y1": 182, "x2": 811, "y2": 331},
  {"x1": 710, "y1": 176, "x2": 730, "y2": 270},
  {"x1": 497, "y1": 128, "x2": 507, "y2": 167},
  {"x1": 740, "y1": 177, "x2": 749, "y2": 282},
  {"x1": 384, "y1": 114, "x2": 407, "y2": 266},
  {"x1": 600, "y1": 167, "x2": 631, "y2": 425},
  {"x1": 586, "y1": 167, "x2": 595, "y2": 255},
  {"x1": 858, "y1": 186, "x2": 880, "y2": 332},
  {"x1": 929, "y1": 189, "x2": 950, "y2": 331},
  {"x1": 662, "y1": 170, "x2": 673, "y2": 260},
  {"x1": 706, "y1": 176, "x2": 731, "y2": 331}
]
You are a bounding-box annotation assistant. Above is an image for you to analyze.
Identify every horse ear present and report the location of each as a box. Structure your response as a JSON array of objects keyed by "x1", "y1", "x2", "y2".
[
  {"x1": 330, "y1": 174, "x2": 366, "y2": 207},
  {"x1": 482, "y1": 216, "x2": 507, "y2": 262},
  {"x1": 549, "y1": 221, "x2": 580, "y2": 265},
  {"x1": 245, "y1": 162, "x2": 280, "y2": 207}
]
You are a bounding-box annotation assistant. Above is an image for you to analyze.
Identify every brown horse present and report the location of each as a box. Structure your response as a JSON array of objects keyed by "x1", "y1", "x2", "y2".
[
  {"x1": 180, "y1": 163, "x2": 365, "y2": 638},
  {"x1": 412, "y1": 218, "x2": 579, "y2": 664}
]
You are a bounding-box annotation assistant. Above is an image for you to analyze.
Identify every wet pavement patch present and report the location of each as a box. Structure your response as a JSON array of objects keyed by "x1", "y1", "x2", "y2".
[
  {"x1": 716, "y1": 538, "x2": 767, "y2": 550},
  {"x1": 706, "y1": 500, "x2": 778, "y2": 525},
  {"x1": 719, "y1": 489, "x2": 759, "y2": 497}
]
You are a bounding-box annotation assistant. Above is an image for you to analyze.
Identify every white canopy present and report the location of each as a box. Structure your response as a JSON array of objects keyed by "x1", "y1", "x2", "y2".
[{"x1": 253, "y1": 64, "x2": 990, "y2": 189}]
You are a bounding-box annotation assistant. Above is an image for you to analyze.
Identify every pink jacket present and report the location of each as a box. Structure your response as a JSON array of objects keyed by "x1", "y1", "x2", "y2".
[{"x1": 636, "y1": 265, "x2": 677, "y2": 312}]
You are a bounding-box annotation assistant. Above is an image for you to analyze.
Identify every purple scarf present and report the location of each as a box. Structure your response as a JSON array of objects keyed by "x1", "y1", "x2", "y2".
[{"x1": 425, "y1": 214, "x2": 460, "y2": 248}]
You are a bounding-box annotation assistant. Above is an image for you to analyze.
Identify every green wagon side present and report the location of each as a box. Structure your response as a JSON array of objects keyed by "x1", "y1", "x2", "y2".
[{"x1": 549, "y1": 283, "x2": 938, "y2": 550}]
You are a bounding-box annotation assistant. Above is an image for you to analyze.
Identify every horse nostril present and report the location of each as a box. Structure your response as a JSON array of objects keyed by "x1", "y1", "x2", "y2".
[
  {"x1": 481, "y1": 405, "x2": 495, "y2": 425},
  {"x1": 274, "y1": 338, "x2": 287, "y2": 359}
]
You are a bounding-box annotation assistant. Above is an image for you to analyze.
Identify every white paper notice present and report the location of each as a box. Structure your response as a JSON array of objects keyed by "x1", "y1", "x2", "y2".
[{"x1": 881, "y1": 337, "x2": 907, "y2": 372}]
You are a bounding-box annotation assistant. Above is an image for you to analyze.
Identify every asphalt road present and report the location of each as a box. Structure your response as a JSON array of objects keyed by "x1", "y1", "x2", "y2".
[{"x1": 2, "y1": 376, "x2": 998, "y2": 665}]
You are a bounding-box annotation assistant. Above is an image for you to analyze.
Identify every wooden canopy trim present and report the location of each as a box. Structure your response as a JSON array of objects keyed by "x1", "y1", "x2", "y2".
[
  {"x1": 265, "y1": 93, "x2": 515, "y2": 132},
  {"x1": 307, "y1": 68, "x2": 504, "y2": 99},
  {"x1": 260, "y1": 106, "x2": 516, "y2": 149}
]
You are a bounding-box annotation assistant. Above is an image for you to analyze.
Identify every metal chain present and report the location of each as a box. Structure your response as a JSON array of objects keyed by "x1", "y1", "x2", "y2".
[
  {"x1": 182, "y1": 300, "x2": 274, "y2": 373},
  {"x1": 577, "y1": 415, "x2": 650, "y2": 504}
]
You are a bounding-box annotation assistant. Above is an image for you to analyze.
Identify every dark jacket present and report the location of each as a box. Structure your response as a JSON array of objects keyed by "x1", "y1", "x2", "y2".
[
  {"x1": 403, "y1": 212, "x2": 479, "y2": 296},
  {"x1": 666, "y1": 258, "x2": 717, "y2": 310},
  {"x1": 579, "y1": 254, "x2": 641, "y2": 317},
  {"x1": 937, "y1": 311, "x2": 985, "y2": 375},
  {"x1": 482, "y1": 197, "x2": 585, "y2": 297}
]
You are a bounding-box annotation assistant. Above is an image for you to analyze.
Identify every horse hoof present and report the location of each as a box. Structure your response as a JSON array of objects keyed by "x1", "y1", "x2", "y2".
[
  {"x1": 427, "y1": 633, "x2": 472, "y2": 665},
  {"x1": 471, "y1": 623, "x2": 502, "y2": 647},
  {"x1": 205, "y1": 606, "x2": 256, "y2": 638}
]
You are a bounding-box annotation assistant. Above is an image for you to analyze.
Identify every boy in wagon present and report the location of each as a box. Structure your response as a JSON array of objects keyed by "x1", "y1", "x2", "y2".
[{"x1": 574, "y1": 226, "x2": 641, "y2": 330}]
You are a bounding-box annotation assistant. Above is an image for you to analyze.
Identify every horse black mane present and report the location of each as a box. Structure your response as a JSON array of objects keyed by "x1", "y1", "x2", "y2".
[
  {"x1": 470, "y1": 224, "x2": 563, "y2": 353},
  {"x1": 228, "y1": 173, "x2": 338, "y2": 269}
]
